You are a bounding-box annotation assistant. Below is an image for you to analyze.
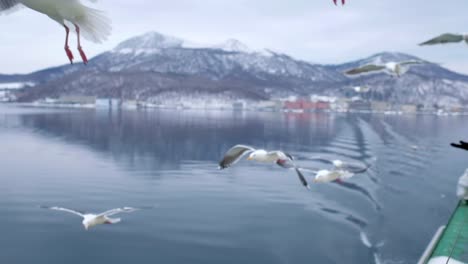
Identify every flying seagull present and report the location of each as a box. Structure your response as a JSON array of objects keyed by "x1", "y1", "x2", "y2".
[
  {"x1": 451, "y1": 141, "x2": 468, "y2": 151},
  {"x1": 333, "y1": 0, "x2": 346, "y2": 5},
  {"x1": 419, "y1": 33, "x2": 468, "y2": 46},
  {"x1": 310, "y1": 157, "x2": 372, "y2": 174},
  {"x1": 40, "y1": 206, "x2": 150, "y2": 230},
  {"x1": 218, "y1": 144, "x2": 311, "y2": 189},
  {"x1": 0, "y1": 0, "x2": 111, "y2": 64},
  {"x1": 345, "y1": 61, "x2": 424, "y2": 77}
]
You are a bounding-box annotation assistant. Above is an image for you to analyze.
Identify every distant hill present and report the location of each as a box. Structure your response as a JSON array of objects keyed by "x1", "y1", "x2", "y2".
[{"x1": 2, "y1": 31, "x2": 467, "y2": 106}]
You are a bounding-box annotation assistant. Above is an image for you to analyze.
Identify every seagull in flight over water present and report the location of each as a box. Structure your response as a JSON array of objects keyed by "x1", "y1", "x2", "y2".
[
  {"x1": 40, "y1": 206, "x2": 151, "y2": 230},
  {"x1": 218, "y1": 144, "x2": 311, "y2": 189},
  {"x1": 0, "y1": 0, "x2": 111, "y2": 64}
]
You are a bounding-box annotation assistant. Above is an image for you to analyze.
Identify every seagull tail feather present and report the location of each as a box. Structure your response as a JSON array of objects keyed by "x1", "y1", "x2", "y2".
[{"x1": 75, "y1": 6, "x2": 111, "y2": 43}]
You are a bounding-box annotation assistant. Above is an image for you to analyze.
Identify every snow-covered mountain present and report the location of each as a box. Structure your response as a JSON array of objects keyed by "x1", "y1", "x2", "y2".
[{"x1": 2, "y1": 31, "x2": 468, "y2": 106}]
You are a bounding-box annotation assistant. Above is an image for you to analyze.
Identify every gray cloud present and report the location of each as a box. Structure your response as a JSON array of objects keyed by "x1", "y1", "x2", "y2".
[{"x1": 0, "y1": 0, "x2": 467, "y2": 74}]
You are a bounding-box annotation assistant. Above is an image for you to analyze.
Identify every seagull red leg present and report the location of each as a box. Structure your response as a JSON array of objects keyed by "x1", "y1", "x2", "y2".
[
  {"x1": 63, "y1": 25, "x2": 74, "y2": 64},
  {"x1": 342, "y1": 0, "x2": 345, "y2": 5},
  {"x1": 74, "y1": 24, "x2": 88, "y2": 65},
  {"x1": 333, "y1": 0, "x2": 337, "y2": 5}
]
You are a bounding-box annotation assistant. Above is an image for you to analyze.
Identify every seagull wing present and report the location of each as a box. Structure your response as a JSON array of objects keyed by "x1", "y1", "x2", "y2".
[
  {"x1": 267, "y1": 150, "x2": 293, "y2": 160},
  {"x1": 345, "y1": 64, "x2": 386, "y2": 75},
  {"x1": 399, "y1": 60, "x2": 424, "y2": 66},
  {"x1": 308, "y1": 156, "x2": 334, "y2": 165},
  {"x1": 451, "y1": 141, "x2": 468, "y2": 151},
  {"x1": 40, "y1": 206, "x2": 85, "y2": 217},
  {"x1": 273, "y1": 154, "x2": 312, "y2": 190},
  {"x1": 219, "y1": 145, "x2": 255, "y2": 169},
  {"x1": 98, "y1": 207, "x2": 143, "y2": 217},
  {"x1": 419, "y1": 33, "x2": 464, "y2": 45},
  {"x1": 342, "y1": 163, "x2": 371, "y2": 174},
  {"x1": 294, "y1": 168, "x2": 310, "y2": 189}
]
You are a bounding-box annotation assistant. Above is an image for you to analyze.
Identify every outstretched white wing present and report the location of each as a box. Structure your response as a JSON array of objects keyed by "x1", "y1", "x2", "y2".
[
  {"x1": 40, "y1": 206, "x2": 85, "y2": 217},
  {"x1": 98, "y1": 207, "x2": 144, "y2": 217},
  {"x1": 218, "y1": 144, "x2": 256, "y2": 169}
]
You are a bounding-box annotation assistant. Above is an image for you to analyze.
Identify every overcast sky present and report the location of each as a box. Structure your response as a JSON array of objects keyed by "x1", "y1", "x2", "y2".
[{"x1": 1, "y1": 0, "x2": 467, "y2": 74}]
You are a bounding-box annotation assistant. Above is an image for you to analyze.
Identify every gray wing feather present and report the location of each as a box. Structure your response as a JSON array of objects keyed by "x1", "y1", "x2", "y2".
[
  {"x1": 219, "y1": 145, "x2": 255, "y2": 169},
  {"x1": 419, "y1": 33, "x2": 464, "y2": 45},
  {"x1": 0, "y1": 0, "x2": 19, "y2": 11},
  {"x1": 345, "y1": 64, "x2": 386, "y2": 75}
]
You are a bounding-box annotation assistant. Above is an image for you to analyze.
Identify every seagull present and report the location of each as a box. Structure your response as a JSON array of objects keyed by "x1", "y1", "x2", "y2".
[
  {"x1": 313, "y1": 169, "x2": 355, "y2": 183},
  {"x1": 344, "y1": 61, "x2": 425, "y2": 77},
  {"x1": 451, "y1": 140, "x2": 468, "y2": 151},
  {"x1": 309, "y1": 157, "x2": 372, "y2": 174},
  {"x1": 218, "y1": 144, "x2": 310, "y2": 189},
  {"x1": 0, "y1": 0, "x2": 111, "y2": 65},
  {"x1": 333, "y1": 0, "x2": 346, "y2": 5},
  {"x1": 40, "y1": 206, "x2": 149, "y2": 230},
  {"x1": 419, "y1": 33, "x2": 468, "y2": 46}
]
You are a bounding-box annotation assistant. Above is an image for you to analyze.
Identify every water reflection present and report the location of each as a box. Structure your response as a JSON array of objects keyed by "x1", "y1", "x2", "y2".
[{"x1": 0, "y1": 104, "x2": 467, "y2": 264}]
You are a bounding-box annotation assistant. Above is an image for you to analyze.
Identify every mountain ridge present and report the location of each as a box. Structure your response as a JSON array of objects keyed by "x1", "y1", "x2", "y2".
[{"x1": 1, "y1": 31, "x2": 467, "y2": 106}]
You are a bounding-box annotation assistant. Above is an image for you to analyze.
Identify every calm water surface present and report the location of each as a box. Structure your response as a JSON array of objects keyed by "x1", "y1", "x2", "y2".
[{"x1": 0, "y1": 104, "x2": 467, "y2": 264}]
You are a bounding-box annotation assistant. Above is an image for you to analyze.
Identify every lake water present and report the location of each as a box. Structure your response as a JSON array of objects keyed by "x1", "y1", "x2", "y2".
[{"x1": 0, "y1": 104, "x2": 467, "y2": 264}]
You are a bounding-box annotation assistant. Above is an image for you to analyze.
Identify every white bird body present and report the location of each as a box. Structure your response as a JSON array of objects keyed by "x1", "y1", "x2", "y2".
[
  {"x1": 248, "y1": 149, "x2": 289, "y2": 163},
  {"x1": 20, "y1": 0, "x2": 78, "y2": 20},
  {"x1": 82, "y1": 214, "x2": 120, "y2": 230},
  {"x1": 1, "y1": 0, "x2": 110, "y2": 64},
  {"x1": 385, "y1": 62, "x2": 397, "y2": 71},
  {"x1": 314, "y1": 169, "x2": 354, "y2": 183}
]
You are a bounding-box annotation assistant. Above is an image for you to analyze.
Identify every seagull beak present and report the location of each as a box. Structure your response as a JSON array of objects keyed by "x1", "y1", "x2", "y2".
[
  {"x1": 247, "y1": 157, "x2": 253, "y2": 160},
  {"x1": 313, "y1": 178, "x2": 318, "y2": 183}
]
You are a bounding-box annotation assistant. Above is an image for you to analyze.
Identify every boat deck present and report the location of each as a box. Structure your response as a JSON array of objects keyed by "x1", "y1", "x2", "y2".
[{"x1": 427, "y1": 201, "x2": 468, "y2": 263}]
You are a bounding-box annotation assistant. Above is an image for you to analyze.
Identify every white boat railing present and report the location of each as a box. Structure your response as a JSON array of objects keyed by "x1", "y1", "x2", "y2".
[{"x1": 417, "y1": 225, "x2": 446, "y2": 264}]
